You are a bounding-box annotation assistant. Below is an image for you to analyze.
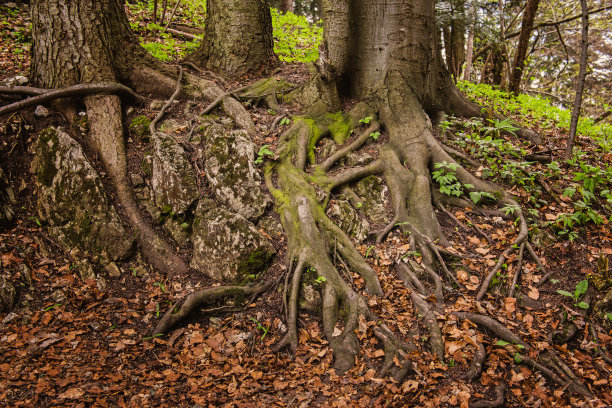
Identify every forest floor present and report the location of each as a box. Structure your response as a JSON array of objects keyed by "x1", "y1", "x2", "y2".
[{"x1": 1, "y1": 3, "x2": 612, "y2": 407}]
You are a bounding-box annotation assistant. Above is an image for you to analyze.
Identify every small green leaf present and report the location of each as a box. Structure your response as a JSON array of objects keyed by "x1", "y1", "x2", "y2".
[
  {"x1": 514, "y1": 353, "x2": 522, "y2": 363},
  {"x1": 574, "y1": 279, "x2": 588, "y2": 297},
  {"x1": 556, "y1": 290, "x2": 574, "y2": 298},
  {"x1": 577, "y1": 301, "x2": 589, "y2": 309},
  {"x1": 495, "y1": 340, "x2": 509, "y2": 346}
]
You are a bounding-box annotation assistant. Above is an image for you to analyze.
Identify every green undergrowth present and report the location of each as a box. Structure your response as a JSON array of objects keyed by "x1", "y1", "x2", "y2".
[
  {"x1": 458, "y1": 81, "x2": 612, "y2": 153},
  {"x1": 442, "y1": 88, "x2": 612, "y2": 243},
  {"x1": 271, "y1": 8, "x2": 322, "y2": 63}
]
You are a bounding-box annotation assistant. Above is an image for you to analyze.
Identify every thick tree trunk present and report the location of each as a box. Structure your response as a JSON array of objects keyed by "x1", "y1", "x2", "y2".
[
  {"x1": 187, "y1": 0, "x2": 276, "y2": 77},
  {"x1": 509, "y1": 0, "x2": 541, "y2": 94}
]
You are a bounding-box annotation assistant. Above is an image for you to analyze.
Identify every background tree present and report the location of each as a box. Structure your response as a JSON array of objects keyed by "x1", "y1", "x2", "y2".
[
  {"x1": 186, "y1": 0, "x2": 276, "y2": 77},
  {"x1": 509, "y1": 0, "x2": 541, "y2": 94}
]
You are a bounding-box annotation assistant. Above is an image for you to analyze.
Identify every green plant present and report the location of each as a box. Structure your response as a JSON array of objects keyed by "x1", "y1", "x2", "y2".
[
  {"x1": 255, "y1": 144, "x2": 275, "y2": 164},
  {"x1": 359, "y1": 116, "x2": 372, "y2": 125},
  {"x1": 271, "y1": 8, "x2": 322, "y2": 63},
  {"x1": 43, "y1": 303, "x2": 62, "y2": 311},
  {"x1": 482, "y1": 118, "x2": 519, "y2": 138},
  {"x1": 557, "y1": 279, "x2": 589, "y2": 309},
  {"x1": 432, "y1": 161, "x2": 468, "y2": 197},
  {"x1": 249, "y1": 317, "x2": 270, "y2": 341},
  {"x1": 153, "y1": 282, "x2": 165, "y2": 293},
  {"x1": 314, "y1": 276, "x2": 327, "y2": 284},
  {"x1": 369, "y1": 131, "x2": 381, "y2": 140}
]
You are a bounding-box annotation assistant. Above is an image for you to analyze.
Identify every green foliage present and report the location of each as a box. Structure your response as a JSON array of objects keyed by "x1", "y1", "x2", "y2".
[
  {"x1": 255, "y1": 144, "x2": 275, "y2": 164},
  {"x1": 249, "y1": 317, "x2": 270, "y2": 341},
  {"x1": 369, "y1": 131, "x2": 381, "y2": 140},
  {"x1": 557, "y1": 279, "x2": 589, "y2": 309},
  {"x1": 271, "y1": 8, "x2": 322, "y2": 63},
  {"x1": 458, "y1": 81, "x2": 612, "y2": 153},
  {"x1": 432, "y1": 161, "x2": 466, "y2": 197},
  {"x1": 359, "y1": 116, "x2": 373, "y2": 125}
]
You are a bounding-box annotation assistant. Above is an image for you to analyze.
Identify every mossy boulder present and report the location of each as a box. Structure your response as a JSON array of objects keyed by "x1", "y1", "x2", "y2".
[
  {"x1": 204, "y1": 124, "x2": 270, "y2": 221},
  {"x1": 191, "y1": 199, "x2": 275, "y2": 282},
  {"x1": 150, "y1": 131, "x2": 199, "y2": 216},
  {"x1": 0, "y1": 166, "x2": 16, "y2": 227},
  {"x1": 31, "y1": 128, "x2": 133, "y2": 262}
]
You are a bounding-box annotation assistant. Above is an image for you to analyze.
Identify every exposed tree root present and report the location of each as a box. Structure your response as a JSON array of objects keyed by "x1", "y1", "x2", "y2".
[
  {"x1": 469, "y1": 383, "x2": 506, "y2": 408},
  {"x1": 261, "y1": 71, "x2": 589, "y2": 400},
  {"x1": 153, "y1": 282, "x2": 268, "y2": 335},
  {"x1": 0, "y1": 82, "x2": 144, "y2": 116}
]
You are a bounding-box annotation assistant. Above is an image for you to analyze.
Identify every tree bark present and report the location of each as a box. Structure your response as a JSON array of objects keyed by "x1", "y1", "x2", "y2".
[
  {"x1": 509, "y1": 0, "x2": 541, "y2": 94},
  {"x1": 462, "y1": 1, "x2": 476, "y2": 81},
  {"x1": 564, "y1": 0, "x2": 589, "y2": 159},
  {"x1": 186, "y1": 0, "x2": 276, "y2": 77}
]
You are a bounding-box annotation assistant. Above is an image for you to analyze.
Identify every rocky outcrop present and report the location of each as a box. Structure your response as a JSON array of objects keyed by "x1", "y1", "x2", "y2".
[
  {"x1": 31, "y1": 127, "x2": 133, "y2": 262},
  {"x1": 191, "y1": 199, "x2": 274, "y2": 282},
  {"x1": 204, "y1": 124, "x2": 270, "y2": 221},
  {"x1": 150, "y1": 131, "x2": 199, "y2": 216}
]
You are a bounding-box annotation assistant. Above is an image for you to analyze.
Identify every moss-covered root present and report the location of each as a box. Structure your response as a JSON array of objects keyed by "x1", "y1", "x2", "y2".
[{"x1": 153, "y1": 283, "x2": 268, "y2": 335}]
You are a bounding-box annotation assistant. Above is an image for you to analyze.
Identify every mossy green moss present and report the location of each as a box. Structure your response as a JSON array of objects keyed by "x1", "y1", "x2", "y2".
[
  {"x1": 129, "y1": 115, "x2": 151, "y2": 142},
  {"x1": 36, "y1": 127, "x2": 59, "y2": 187},
  {"x1": 326, "y1": 112, "x2": 353, "y2": 145},
  {"x1": 238, "y1": 248, "x2": 275, "y2": 283}
]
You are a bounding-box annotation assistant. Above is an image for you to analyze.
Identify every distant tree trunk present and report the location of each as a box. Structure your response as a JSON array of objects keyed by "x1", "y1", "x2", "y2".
[
  {"x1": 442, "y1": 0, "x2": 466, "y2": 81},
  {"x1": 509, "y1": 0, "x2": 541, "y2": 94},
  {"x1": 186, "y1": 0, "x2": 276, "y2": 77},
  {"x1": 565, "y1": 0, "x2": 589, "y2": 159},
  {"x1": 462, "y1": 1, "x2": 476, "y2": 81},
  {"x1": 282, "y1": 0, "x2": 293, "y2": 12}
]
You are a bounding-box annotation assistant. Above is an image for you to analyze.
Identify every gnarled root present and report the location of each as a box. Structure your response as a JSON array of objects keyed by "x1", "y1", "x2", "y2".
[{"x1": 153, "y1": 282, "x2": 268, "y2": 336}]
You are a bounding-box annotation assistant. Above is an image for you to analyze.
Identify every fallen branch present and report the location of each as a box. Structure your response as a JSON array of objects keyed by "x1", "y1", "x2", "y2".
[{"x1": 0, "y1": 82, "x2": 145, "y2": 116}]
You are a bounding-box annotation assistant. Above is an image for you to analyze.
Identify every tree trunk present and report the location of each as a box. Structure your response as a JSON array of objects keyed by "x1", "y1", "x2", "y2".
[
  {"x1": 282, "y1": 0, "x2": 294, "y2": 13},
  {"x1": 186, "y1": 0, "x2": 276, "y2": 77},
  {"x1": 508, "y1": 0, "x2": 541, "y2": 94},
  {"x1": 564, "y1": 0, "x2": 589, "y2": 159},
  {"x1": 462, "y1": 1, "x2": 476, "y2": 81},
  {"x1": 446, "y1": 0, "x2": 466, "y2": 81}
]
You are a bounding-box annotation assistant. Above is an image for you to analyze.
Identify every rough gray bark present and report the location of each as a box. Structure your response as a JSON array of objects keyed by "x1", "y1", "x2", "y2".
[{"x1": 187, "y1": 0, "x2": 276, "y2": 77}]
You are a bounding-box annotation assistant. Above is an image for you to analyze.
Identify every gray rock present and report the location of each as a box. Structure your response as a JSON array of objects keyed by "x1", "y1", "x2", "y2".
[
  {"x1": 0, "y1": 276, "x2": 16, "y2": 312},
  {"x1": 2, "y1": 75, "x2": 28, "y2": 86},
  {"x1": 150, "y1": 132, "x2": 199, "y2": 215},
  {"x1": 346, "y1": 152, "x2": 374, "y2": 166},
  {"x1": 327, "y1": 200, "x2": 370, "y2": 242},
  {"x1": 299, "y1": 284, "x2": 322, "y2": 313},
  {"x1": 0, "y1": 166, "x2": 16, "y2": 227},
  {"x1": 204, "y1": 124, "x2": 270, "y2": 221},
  {"x1": 163, "y1": 217, "x2": 190, "y2": 246},
  {"x1": 149, "y1": 100, "x2": 165, "y2": 110},
  {"x1": 317, "y1": 138, "x2": 337, "y2": 159},
  {"x1": 104, "y1": 262, "x2": 121, "y2": 278},
  {"x1": 130, "y1": 173, "x2": 144, "y2": 187},
  {"x1": 2, "y1": 312, "x2": 18, "y2": 325},
  {"x1": 75, "y1": 258, "x2": 96, "y2": 282},
  {"x1": 34, "y1": 105, "x2": 50, "y2": 117},
  {"x1": 191, "y1": 199, "x2": 275, "y2": 282},
  {"x1": 31, "y1": 128, "x2": 134, "y2": 261},
  {"x1": 354, "y1": 176, "x2": 390, "y2": 225},
  {"x1": 160, "y1": 118, "x2": 189, "y2": 134}
]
